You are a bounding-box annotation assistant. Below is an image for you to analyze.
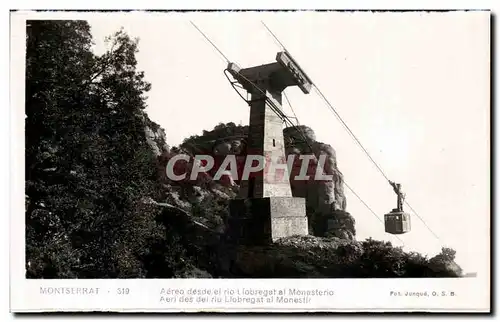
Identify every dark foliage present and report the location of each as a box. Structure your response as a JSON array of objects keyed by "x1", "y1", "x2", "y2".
[
  {"x1": 327, "y1": 239, "x2": 461, "y2": 278},
  {"x1": 218, "y1": 236, "x2": 463, "y2": 278},
  {"x1": 25, "y1": 20, "x2": 191, "y2": 278}
]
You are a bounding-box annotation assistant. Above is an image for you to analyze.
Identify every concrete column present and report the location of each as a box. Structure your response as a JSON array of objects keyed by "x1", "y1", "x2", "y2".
[{"x1": 238, "y1": 86, "x2": 293, "y2": 199}]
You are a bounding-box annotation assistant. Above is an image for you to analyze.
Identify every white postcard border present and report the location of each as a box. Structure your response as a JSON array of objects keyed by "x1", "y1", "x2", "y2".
[{"x1": 10, "y1": 10, "x2": 491, "y2": 313}]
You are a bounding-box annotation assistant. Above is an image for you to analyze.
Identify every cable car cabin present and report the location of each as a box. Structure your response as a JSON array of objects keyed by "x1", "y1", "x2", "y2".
[{"x1": 384, "y1": 210, "x2": 411, "y2": 234}]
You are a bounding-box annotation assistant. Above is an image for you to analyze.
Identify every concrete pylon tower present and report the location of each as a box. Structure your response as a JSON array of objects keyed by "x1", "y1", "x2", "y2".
[{"x1": 226, "y1": 52, "x2": 313, "y2": 245}]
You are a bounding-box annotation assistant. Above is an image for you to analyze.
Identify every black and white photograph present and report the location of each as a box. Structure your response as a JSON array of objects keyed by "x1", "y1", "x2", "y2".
[{"x1": 9, "y1": 9, "x2": 491, "y2": 312}]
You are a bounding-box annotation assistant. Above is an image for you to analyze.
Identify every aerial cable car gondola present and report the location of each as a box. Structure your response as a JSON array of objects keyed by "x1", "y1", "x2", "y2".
[{"x1": 384, "y1": 180, "x2": 411, "y2": 234}]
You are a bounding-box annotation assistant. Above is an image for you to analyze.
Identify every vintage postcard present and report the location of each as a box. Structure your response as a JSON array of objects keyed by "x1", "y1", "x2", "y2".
[{"x1": 10, "y1": 9, "x2": 491, "y2": 313}]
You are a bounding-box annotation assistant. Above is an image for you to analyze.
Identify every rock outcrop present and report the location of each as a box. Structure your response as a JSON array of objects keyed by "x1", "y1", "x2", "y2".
[
  {"x1": 284, "y1": 125, "x2": 347, "y2": 213},
  {"x1": 179, "y1": 123, "x2": 354, "y2": 239}
]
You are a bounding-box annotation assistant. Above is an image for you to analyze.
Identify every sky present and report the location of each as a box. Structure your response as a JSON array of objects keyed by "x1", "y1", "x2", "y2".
[{"x1": 87, "y1": 11, "x2": 490, "y2": 274}]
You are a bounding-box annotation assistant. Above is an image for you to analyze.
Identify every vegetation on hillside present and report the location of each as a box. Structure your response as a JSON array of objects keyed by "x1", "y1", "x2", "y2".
[{"x1": 25, "y1": 20, "x2": 193, "y2": 278}]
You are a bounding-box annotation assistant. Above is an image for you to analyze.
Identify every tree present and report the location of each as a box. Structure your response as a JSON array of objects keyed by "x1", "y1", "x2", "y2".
[
  {"x1": 428, "y1": 247, "x2": 462, "y2": 277},
  {"x1": 25, "y1": 20, "x2": 190, "y2": 278},
  {"x1": 26, "y1": 20, "x2": 98, "y2": 278}
]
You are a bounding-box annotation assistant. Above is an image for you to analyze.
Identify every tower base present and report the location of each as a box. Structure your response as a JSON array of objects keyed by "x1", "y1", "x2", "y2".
[{"x1": 227, "y1": 197, "x2": 308, "y2": 245}]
